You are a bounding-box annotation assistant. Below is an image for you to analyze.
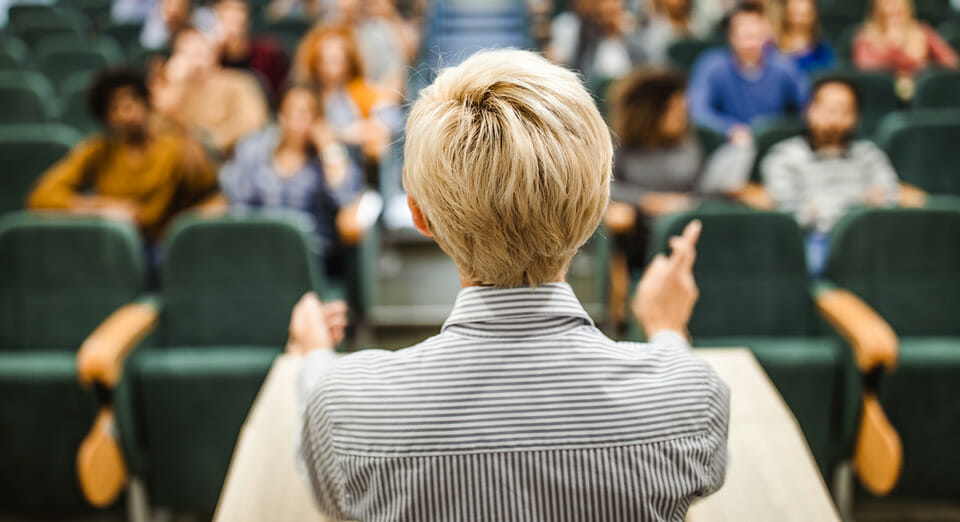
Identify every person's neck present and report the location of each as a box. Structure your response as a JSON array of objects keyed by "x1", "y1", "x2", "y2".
[
  {"x1": 459, "y1": 273, "x2": 567, "y2": 288},
  {"x1": 223, "y1": 37, "x2": 250, "y2": 61}
]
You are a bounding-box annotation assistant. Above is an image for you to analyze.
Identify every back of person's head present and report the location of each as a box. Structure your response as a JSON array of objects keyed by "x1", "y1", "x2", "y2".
[
  {"x1": 293, "y1": 24, "x2": 364, "y2": 88},
  {"x1": 403, "y1": 50, "x2": 612, "y2": 288},
  {"x1": 88, "y1": 67, "x2": 150, "y2": 123},
  {"x1": 610, "y1": 68, "x2": 688, "y2": 149}
]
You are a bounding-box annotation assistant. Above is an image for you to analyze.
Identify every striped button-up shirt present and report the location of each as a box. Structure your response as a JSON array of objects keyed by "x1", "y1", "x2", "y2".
[{"x1": 298, "y1": 283, "x2": 730, "y2": 522}]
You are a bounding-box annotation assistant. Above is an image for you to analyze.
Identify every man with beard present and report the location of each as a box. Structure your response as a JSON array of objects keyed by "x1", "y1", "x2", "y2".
[
  {"x1": 28, "y1": 68, "x2": 218, "y2": 242},
  {"x1": 761, "y1": 76, "x2": 900, "y2": 276}
]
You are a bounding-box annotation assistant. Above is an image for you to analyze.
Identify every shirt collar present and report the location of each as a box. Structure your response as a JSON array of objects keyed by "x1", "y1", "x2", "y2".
[{"x1": 441, "y1": 282, "x2": 594, "y2": 332}]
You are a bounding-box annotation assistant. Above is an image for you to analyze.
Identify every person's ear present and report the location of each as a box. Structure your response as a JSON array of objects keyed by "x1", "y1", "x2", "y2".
[{"x1": 407, "y1": 194, "x2": 433, "y2": 238}]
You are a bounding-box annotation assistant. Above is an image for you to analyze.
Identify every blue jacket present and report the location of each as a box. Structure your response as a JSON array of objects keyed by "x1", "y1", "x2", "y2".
[
  {"x1": 791, "y1": 41, "x2": 835, "y2": 74},
  {"x1": 688, "y1": 46, "x2": 810, "y2": 134}
]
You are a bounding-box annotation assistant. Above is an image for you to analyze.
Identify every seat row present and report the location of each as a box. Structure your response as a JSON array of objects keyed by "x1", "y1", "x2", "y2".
[{"x1": 627, "y1": 204, "x2": 960, "y2": 502}]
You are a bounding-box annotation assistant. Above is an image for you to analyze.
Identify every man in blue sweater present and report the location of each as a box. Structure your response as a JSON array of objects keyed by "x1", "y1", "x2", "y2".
[{"x1": 688, "y1": 3, "x2": 809, "y2": 144}]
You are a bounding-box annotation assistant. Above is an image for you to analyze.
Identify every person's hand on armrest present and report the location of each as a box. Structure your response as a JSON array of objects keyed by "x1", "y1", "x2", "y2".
[
  {"x1": 287, "y1": 292, "x2": 349, "y2": 355},
  {"x1": 632, "y1": 220, "x2": 702, "y2": 339}
]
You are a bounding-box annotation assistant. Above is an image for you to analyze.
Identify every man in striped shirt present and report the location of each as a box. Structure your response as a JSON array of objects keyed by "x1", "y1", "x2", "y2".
[{"x1": 289, "y1": 49, "x2": 730, "y2": 521}]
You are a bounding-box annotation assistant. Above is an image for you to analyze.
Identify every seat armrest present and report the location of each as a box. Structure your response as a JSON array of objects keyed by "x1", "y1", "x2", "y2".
[
  {"x1": 813, "y1": 283, "x2": 898, "y2": 373},
  {"x1": 77, "y1": 296, "x2": 161, "y2": 388}
]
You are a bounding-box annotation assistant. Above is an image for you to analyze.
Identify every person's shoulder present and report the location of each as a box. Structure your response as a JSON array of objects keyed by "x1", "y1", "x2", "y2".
[
  {"x1": 767, "y1": 135, "x2": 810, "y2": 158},
  {"x1": 848, "y1": 138, "x2": 888, "y2": 158},
  {"x1": 692, "y1": 47, "x2": 731, "y2": 75}
]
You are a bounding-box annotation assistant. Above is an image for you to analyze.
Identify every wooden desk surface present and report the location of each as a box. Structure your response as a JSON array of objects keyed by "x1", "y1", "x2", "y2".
[{"x1": 214, "y1": 349, "x2": 839, "y2": 522}]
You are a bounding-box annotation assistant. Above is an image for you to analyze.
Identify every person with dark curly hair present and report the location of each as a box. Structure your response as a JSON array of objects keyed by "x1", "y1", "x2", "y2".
[{"x1": 27, "y1": 67, "x2": 218, "y2": 241}]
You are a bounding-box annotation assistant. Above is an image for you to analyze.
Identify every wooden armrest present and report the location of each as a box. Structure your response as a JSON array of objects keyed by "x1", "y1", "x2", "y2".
[
  {"x1": 77, "y1": 300, "x2": 160, "y2": 388},
  {"x1": 730, "y1": 183, "x2": 775, "y2": 210},
  {"x1": 814, "y1": 287, "x2": 898, "y2": 373}
]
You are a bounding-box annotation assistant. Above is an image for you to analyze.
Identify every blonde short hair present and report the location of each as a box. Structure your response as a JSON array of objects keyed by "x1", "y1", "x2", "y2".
[{"x1": 403, "y1": 50, "x2": 612, "y2": 288}]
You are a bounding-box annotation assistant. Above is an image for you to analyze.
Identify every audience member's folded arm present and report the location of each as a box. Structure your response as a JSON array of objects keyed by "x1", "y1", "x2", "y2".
[
  {"x1": 27, "y1": 138, "x2": 104, "y2": 210},
  {"x1": 812, "y1": 281, "x2": 898, "y2": 373},
  {"x1": 77, "y1": 296, "x2": 161, "y2": 389}
]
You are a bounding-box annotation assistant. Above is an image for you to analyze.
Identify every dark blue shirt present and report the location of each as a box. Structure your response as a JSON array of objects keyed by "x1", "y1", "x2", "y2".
[
  {"x1": 789, "y1": 41, "x2": 835, "y2": 74},
  {"x1": 688, "y1": 46, "x2": 810, "y2": 134}
]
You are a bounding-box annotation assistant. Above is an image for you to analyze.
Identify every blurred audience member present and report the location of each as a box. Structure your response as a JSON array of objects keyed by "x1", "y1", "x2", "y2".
[
  {"x1": 220, "y1": 86, "x2": 364, "y2": 268},
  {"x1": 152, "y1": 28, "x2": 270, "y2": 155},
  {"x1": 28, "y1": 68, "x2": 217, "y2": 241},
  {"x1": 112, "y1": 0, "x2": 160, "y2": 24},
  {"x1": 355, "y1": 0, "x2": 419, "y2": 97},
  {"x1": 266, "y1": 0, "x2": 322, "y2": 21},
  {"x1": 549, "y1": 0, "x2": 646, "y2": 81},
  {"x1": 762, "y1": 77, "x2": 900, "y2": 276},
  {"x1": 688, "y1": 2, "x2": 808, "y2": 143},
  {"x1": 641, "y1": 0, "x2": 707, "y2": 64},
  {"x1": 606, "y1": 68, "x2": 705, "y2": 326},
  {"x1": 776, "y1": 0, "x2": 835, "y2": 73},
  {"x1": 293, "y1": 25, "x2": 404, "y2": 165},
  {"x1": 214, "y1": 0, "x2": 290, "y2": 103},
  {"x1": 693, "y1": 0, "x2": 739, "y2": 34},
  {"x1": 141, "y1": 0, "x2": 216, "y2": 49},
  {"x1": 853, "y1": 0, "x2": 958, "y2": 91}
]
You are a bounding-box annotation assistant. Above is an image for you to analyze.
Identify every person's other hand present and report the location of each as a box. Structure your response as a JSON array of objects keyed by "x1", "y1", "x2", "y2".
[
  {"x1": 632, "y1": 220, "x2": 702, "y2": 338},
  {"x1": 728, "y1": 124, "x2": 753, "y2": 146},
  {"x1": 288, "y1": 293, "x2": 348, "y2": 354}
]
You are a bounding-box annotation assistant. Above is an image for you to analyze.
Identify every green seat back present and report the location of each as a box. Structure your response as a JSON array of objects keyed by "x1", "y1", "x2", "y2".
[
  {"x1": 35, "y1": 36, "x2": 123, "y2": 88},
  {"x1": 0, "y1": 212, "x2": 143, "y2": 351},
  {"x1": 814, "y1": 70, "x2": 900, "y2": 137},
  {"x1": 104, "y1": 21, "x2": 143, "y2": 48},
  {"x1": 0, "y1": 71, "x2": 57, "y2": 123},
  {"x1": 751, "y1": 115, "x2": 806, "y2": 181},
  {"x1": 913, "y1": 70, "x2": 960, "y2": 109},
  {"x1": 160, "y1": 213, "x2": 321, "y2": 347},
  {"x1": 668, "y1": 38, "x2": 721, "y2": 71},
  {"x1": 695, "y1": 125, "x2": 726, "y2": 158},
  {"x1": 825, "y1": 208, "x2": 960, "y2": 337},
  {"x1": 876, "y1": 110, "x2": 960, "y2": 196},
  {"x1": 0, "y1": 123, "x2": 82, "y2": 214},
  {"x1": 648, "y1": 208, "x2": 817, "y2": 337},
  {"x1": 59, "y1": 71, "x2": 99, "y2": 134}
]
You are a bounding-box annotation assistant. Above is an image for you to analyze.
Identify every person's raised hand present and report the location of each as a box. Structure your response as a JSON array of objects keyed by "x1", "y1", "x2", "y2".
[
  {"x1": 288, "y1": 293, "x2": 348, "y2": 355},
  {"x1": 632, "y1": 220, "x2": 702, "y2": 338}
]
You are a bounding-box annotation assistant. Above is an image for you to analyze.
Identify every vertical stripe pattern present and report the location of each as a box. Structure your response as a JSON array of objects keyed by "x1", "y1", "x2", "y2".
[{"x1": 299, "y1": 283, "x2": 730, "y2": 521}]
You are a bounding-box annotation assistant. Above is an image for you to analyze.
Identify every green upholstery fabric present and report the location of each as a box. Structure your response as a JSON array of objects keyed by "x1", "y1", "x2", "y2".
[
  {"x1": 0, "y1": 212, "x2": 143, "y2": 351},
  {"x1": 0, "y1": 124, "x2": 82, "y2": 215},
  {"x1": 35, "y1": 37, "x2": 123, "y2": 87},
  {"x1": 876, "y1": 338, "x2": 960, "y2": 498},
  {"x1": 695, "y1": 125, "x2": 726, "y2": 158},
  {"x1": 813, "y1": 71, "x2": 899, "y2": 138},
  {"x1": 876, "y1": 110, "x2": 960, "y2": 196},
  {"x1": 104, "y1": 22, "x2": 143, "y2": 49},
  {"x1": 667, "y1": 38, "x2": 721, "y2": 70},
  {"x1": 826, "y1": 208, "x2": 960, "y2": 337},
  {"x1": 0, "y1": 71, "x2": 58, "y2": 124},
  {"x1": 695, "y1": 337, "x2": 843, "y2": 478},
  {"x1": 127, "y1": 347, "x2": 277, "y2": 510},
  {"x1": 913, "y1": 70, "x2": 960, "y2": 109},
  {"x1": 648, "y1": 209, "x2": 816, "y2": 337},
  {"x1": 825, "y1": 208, "x2": 960, "y2": 499},
  {"x1": 0, "y1": 213, "x2": 142, "y2": 512},
  {"x1": 0, "y1": 352, "x2": 99, "y2": 512},
  {"x1": 59, "y1": 71, "x2": 98, "y2": 134},
  {"x1": 750, "y1": 116, "x2": 806, "y2": 182},
  {"x1": 159, "y1": 213, "x2": 322, "y2": 347}
]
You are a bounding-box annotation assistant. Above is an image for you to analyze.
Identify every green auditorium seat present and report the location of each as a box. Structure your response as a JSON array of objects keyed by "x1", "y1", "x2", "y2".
[
  {"x1": 628, "y1": 207, "x2": 845, "y2": 479},
  {"x1": 814, "y1": 70, "x2": 900, "y2": 138},
  {"x1": 59, "y1": 71, "x2": 99, "y2": 134},
  {"x1": 35, "y1": 36, "x2": 123, "y2": 87},
  {"x1": 0, "y1": 71, "x2": 58, "y2": 124},
  {"x1": 0, "y1": 123, "x2": 82, "y2": 215},
  {"x1": 667, "y1": 37, "x2": 721, "y2": 71},
  {"x1": 913, "y1": 70, "x2": 960, "y2": 109},
  {"x1": 695, "y1": 125, "x2": 726, "y2": 158},
  {"x1": 107, "y1": 213, "x2": 325, "y2": 512},
  {"x1": 104, "y1": 22, "x2": 144, "y2": 49},
  {"x1": 0, "y1": 35, "x2": 28, "y2": 71},
  {"x1": 823, "y1": 207, "x2": 960, "y2": 499},
  {"x1": 0, "y1": 212, "x2": 143, "y2": 513},
  {"x1": 10, "y1": 7, "x2": 88, "y2": 49},
  {"x1": 750, "y1": 115, "x2": 806, "y2": 181},
  {"x1": 876, "y1": 110, "x2": 960, "y2": 196}
]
